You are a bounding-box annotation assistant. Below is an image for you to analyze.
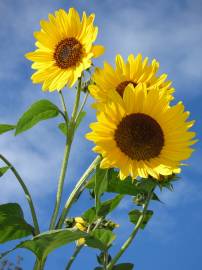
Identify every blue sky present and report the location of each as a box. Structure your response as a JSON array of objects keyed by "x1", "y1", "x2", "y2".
[{"x1": 0, "y1": 0, "x2": 202, "y2": 269}]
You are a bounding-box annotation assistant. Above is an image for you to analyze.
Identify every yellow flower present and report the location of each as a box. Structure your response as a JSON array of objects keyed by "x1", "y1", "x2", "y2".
[
  {"x1": 89, "y1": 54, "x2": 174, "y2": 108},
  {"x1": 25, "y1": 8, "x2": 105, "y2": 91},
  {"x1": 75, "y1": 217, "x2": 87, "y2": 246},
  {"x1": 86, "y1": 84, "x2": 196, "y2": 180}
]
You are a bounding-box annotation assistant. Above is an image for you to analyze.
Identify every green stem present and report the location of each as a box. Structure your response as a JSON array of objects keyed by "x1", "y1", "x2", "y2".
[
  {"x1": 49, "y1": 137, "x2": 72, "y2": 230},
  {"x1": 107, "y1": 191, "x2": 154, "y2": 270},
  {"x1": 65, "y1": 246, "x2": 82, "y2": 270},
  {"x1": 59, "y1": 91, "x2": 69, "y2": 124},
  {"x1": 104, "y1": 251, "x2": 109, "y2": 270},
  {"x1": 71, "y1": 76, "x2": 82, "y2": 123},
  {"x1": 49, "y1": 80, "x2": 82, "y2": 230},
  {"x1": 56, "y1": 155, "x2": 101, "y2": 229},
  {"x1": 33, "y1": 258, "x2": 46, "y2": 270},
  {"x1": 75, "y1": 92, "x2": 89, "y2": 123},
  {"x1": 0, "y1": 154, "x2": 40, "y2": 235}
]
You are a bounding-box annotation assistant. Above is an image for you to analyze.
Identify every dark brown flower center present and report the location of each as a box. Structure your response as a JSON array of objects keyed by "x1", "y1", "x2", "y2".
[
  {"x1": 54, "y1": 37, "x2": 83, "y2": 69},
  {"x1": 114, "y1": 113, "x2": 164, "y2": 160},
  {"x1": 116, "y1": 81, "x2": 137, "y2": 97}
]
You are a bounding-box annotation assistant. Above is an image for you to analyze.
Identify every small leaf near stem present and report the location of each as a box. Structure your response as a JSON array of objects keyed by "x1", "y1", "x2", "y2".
[
  {"x1": 106, "y1": 189, "x2": 155, "y2": 270},
  {"x1": 0, "y1": 154, "x2": 40, "y2": 235}
]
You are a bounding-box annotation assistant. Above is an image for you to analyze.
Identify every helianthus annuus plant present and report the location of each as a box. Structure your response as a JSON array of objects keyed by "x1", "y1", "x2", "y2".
[{"x1": 0, "y1": 6, "x2": 197, "y2": 270}]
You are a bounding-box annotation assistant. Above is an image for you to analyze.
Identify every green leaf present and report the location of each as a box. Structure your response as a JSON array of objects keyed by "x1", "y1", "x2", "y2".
[
  {"x1": 98, "y1": 195, "x2": 123, "y2": 217},
  {"x1": 58, "y1": 122, "x2": 68, "y2": 136},
  {"x1": 75, "y1": 111, "x2": 86, "y2": 130},
  {"x1": 15, "y1": 99, "x2": 60, "y2": 135},
  {"x1": 87, "y1": 169, "x2": 140, "y2": 196},
  {"x1": 0, "y1": 124, "x2": 15, "y2": 135},
  {"x1": 94, "y1": 168, "x2": 108, "y2": 214},
  {"x1": 88, "y1": 229, "x2": 116, "y2": 250},
  {"x1": 83, "y1": 195, "x2": 123, "y2": 222},
  {"x1": 136, "y1": 179, "x2": 156, "y2": 193},
  {"x1": 83, "y1": 207, "x2": 97, "y2": 224},
  {"x1": 128, "y1": 209, "x2": 153, "y2": 229},
  {"x1": 0, "y1": 166, "x2": 10, "y2": 177},
  {"x1": 0, "y1": 203, "x2": 34, "y2": 243},
  {"x1": 112, "y1": 263, "x2": 134, "y2": 270},
  {"x1": 0, "y1": 229, "x2": 113, "y2": 260}
]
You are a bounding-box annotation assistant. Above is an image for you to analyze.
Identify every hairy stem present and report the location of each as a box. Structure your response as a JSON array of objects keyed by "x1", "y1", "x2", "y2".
[{"x1": 0, "y1": 154, "x2": 40, "y2": 235}]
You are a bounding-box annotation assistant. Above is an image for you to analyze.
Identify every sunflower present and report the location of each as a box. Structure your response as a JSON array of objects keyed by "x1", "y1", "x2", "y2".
[
  {"x1": 25, "y1": 8, "x2": 105, "y2": 91},
  {"x1": 89, "y1": 54, "x2": 174, "y2": 108},
  {"x1": 86, "y1": 83, "x2": 196, "y2": 180}
]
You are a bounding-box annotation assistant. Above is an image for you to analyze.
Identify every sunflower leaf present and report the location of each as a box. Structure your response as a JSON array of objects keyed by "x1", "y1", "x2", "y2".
[
  {"x1": 0, "y1": 124, "x2": 15, "y2": 135},
  {"x1": 94, "y1": 167, "x2": 108, "y2": 215},
  {"x1": 0, "y1": 228, "x2": 113, "y2": 260},
  {"x1": 128, "y1": 209, "x2": 153, "y2": 229},
  {"x1": 0, "y1": 203, "x2": 34, "y2": 244},
  {"x1": 15, "y1": 99, "x2": 60, "y2": 135},
  {"x1": 75, "y1": 111, "x2": 86, "y2": 130},
  {"x1": 98, "y1": 195, "x2": 124, "y2": 217},
  {"x1": 112, "y1": 263, "x2": 134, "y2": 270},
  {"x1": 58, "y1": 122, "x2": 68, "y2": 136},
  {"x1": 0, "y1": 166, "x2": 10, "y2": 177},
  {"x1": 88, "y1": 229, "x2": 116, "y2": 250}
]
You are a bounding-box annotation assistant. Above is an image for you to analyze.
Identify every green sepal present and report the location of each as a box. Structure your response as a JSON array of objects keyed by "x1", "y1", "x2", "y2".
[{"x1": 15, "y1": 99, "x2": 60, "y2": 135}]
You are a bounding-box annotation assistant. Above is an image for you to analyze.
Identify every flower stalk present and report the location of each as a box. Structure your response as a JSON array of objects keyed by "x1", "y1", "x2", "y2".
[
  {"x1": 49, "y1": 78, "x2": 82, "y2": 230},
  {"x1": 106, "y1": 190, "x2": 154, "y2": 270},
  {"x1": 0, "y1": 154, "x2": 40, "y2": 236},
  {"x1": 56, "y1": 155, "x2": 101, "y2": 229}
]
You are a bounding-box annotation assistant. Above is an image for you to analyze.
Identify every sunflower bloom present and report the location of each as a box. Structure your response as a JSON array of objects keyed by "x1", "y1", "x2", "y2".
[
  {"x1": 89, "y1": 54, "x2": 174, "y2": 108},
  {"x1": 25, "y1": 8, "x2": 105, "y2": 91},
  {"x1": 75, "y1": 217, "x2": 87, "y2": 246},
  {"x1": 86, "y1": 84, "x2": 196, "y2": 180}
]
